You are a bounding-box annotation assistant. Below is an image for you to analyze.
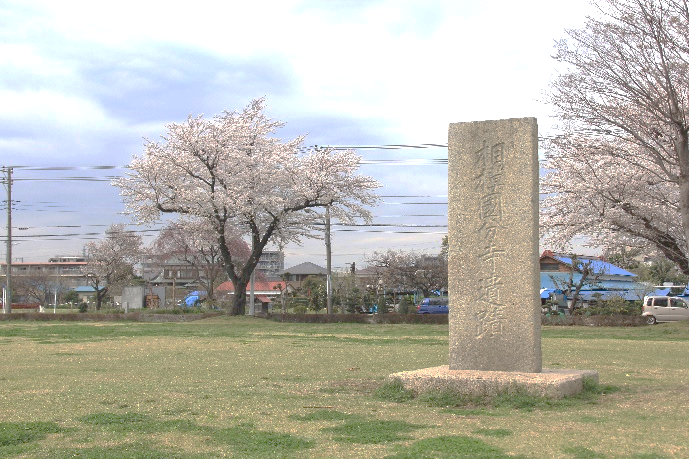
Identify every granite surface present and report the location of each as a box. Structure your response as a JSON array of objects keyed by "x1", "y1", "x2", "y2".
[
  {"x1": 447, "y1": 118, "x2": 541, "y2": 372},
  {"x1": 389, "y1": 366, "x2": 599, "y2": 399}
]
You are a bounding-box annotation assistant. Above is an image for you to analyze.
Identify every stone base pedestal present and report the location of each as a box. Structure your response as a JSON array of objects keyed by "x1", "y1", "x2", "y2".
[{"x1": 389, "y1": 366, "x2": 599, "y2": 399}]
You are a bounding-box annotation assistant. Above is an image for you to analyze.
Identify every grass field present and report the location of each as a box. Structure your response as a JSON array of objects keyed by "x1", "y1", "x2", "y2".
[{"x1": 0, "y1": 317, "x2": 687, "y2": 458}]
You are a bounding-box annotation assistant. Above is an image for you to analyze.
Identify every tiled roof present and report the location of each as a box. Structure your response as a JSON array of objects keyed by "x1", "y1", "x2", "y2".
[{"x1": 277, "y1": 262, "x2": 327, "y2": 275}]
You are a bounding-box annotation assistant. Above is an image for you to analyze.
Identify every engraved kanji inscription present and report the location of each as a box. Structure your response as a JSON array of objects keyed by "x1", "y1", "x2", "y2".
[{"x1": 473, "y1": 141, "x2": 506, "y2": 338}]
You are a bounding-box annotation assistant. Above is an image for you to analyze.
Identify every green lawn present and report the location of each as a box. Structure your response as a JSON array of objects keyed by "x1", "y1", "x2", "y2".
[{"x1": 0, "y1": 317, "x2": 687, "y2": 458}]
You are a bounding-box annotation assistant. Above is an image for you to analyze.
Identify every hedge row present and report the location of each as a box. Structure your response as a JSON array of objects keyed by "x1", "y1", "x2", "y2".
[
  {"x1": 0, "y1": 312, "x2": 222, "y2": 322},
  {"x1": 541, "y1": 314, "x2": 648, "y2": 326},
  {"x1": 265, "y1": 313, "x2": 449, "y2": 324},
  {"x1": 0, "y1": 311, "x2": 649, "y2": 326},
  {"x1": 268, "y1": 313, "x2": 649, "y2": 326}
]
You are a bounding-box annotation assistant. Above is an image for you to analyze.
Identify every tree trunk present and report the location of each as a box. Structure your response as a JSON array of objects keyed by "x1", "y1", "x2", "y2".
[
  {"x1": 207, "y1": 283, "x2": 215, "y2": 303},
  {"x1": 219, "y1": 218, "x2": 277, "y2": 316},
  {"x1": 677, "y1": 139, "x2": 689, "y2": 276},
  {"x1": 96, "y1": 289, "x2": 107, "y2": 311},
  {"x1": 568, "y1": 277, "x2": 587, "y2": 314},
  {"x1": 229, "y1": 278, "x2": 249, "y2": 315}
]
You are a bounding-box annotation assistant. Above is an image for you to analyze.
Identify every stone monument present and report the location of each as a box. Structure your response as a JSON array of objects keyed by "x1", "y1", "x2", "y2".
[
  {"x1": 389, "y1": 118, "x2": 598, "y2": 398},
  {"x1": 448, "y1": 118, "x2": 541, "y2": 372}
]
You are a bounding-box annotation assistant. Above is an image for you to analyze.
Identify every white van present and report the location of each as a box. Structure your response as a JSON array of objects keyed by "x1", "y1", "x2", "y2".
[{"x1": 642, "y1": 296, "x2": 689, "y2": 324}]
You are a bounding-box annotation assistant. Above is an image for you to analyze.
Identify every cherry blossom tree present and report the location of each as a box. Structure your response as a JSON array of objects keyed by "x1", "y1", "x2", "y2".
[
  {"x1": 151, "y1": 218, "x2": 251, "y2": 303},
  {"x1": 365, "y1": 248, "x2": 447, "y2": 298},
  {"x1": 85, "y1": 223, "x2": 143, "y2": 310},
  {"x1": 114, "y1": 98, "x2": 379, "y2": 314},
  {"x1": 542, "y1": 0, "x2": 689, "y2": 274}
]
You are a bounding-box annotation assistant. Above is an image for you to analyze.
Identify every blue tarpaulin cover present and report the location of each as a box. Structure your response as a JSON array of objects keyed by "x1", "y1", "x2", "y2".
[
  {"x1": 540, "y1": 273, "x2": 669, "y2": 301},
  {"x1": 549, "y1": 255, "x2": 636, "y2": 277}
]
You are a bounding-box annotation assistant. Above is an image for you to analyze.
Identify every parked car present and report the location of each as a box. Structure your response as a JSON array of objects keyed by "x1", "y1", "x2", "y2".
[
  {"x1": 416, "y1": 297, "x2": 449, "y2": 314},
  {"x1": 642, "y1": 295, "x2": 689, "y2": 324}
]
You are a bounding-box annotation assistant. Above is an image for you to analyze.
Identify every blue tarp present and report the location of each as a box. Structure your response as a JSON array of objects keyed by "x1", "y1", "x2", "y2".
[
  {"x1": 541, "y1": 272, "x2": 582, "y2": 290},
  {"x1": 550, "y1": 255, "x2": 636, "y2": 277},
  {"x1": 184, "y1": 291, "x2": 207, "y2": 307},
  {"x1": 540, "y1": 273, "x2": 669, "y2": 301}
]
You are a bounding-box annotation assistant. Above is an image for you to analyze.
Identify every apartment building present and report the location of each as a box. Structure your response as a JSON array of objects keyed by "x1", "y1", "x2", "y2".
[{"x1": 0, "y1": 255, "x2": 88, "y2": 290}]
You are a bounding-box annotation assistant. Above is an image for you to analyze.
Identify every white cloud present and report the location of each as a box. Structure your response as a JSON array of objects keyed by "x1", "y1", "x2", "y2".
[
  {"x1": 0, "y1": 89, "x2": 112, "y2": 128},
  {"x1": 0, "y1": 43, "x2": 72, "y2": 77},
  {"x1": 0, "y1": 0, "x2": 597, "y2": 262}
]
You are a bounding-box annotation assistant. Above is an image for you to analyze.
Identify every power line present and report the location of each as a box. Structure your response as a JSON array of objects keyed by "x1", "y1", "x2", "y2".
[
  {"x1": 12, "y1": 176, "x2": 122, "y2": 182},
  {"x1": 321, "y1": 143, "x2": 448, "y2": 150},
  {"x1": 4, "y1": 213, "x2": 449, "y2": 231},
  {"x1": 1, "y1": 145, "x2": 451, "y2": 249},
  {"x1": 4, "y1": 142, "x2": 450, "y2": 175},
  {"x1": 11, "y1": 165, "x2": 124, "y2": 170},
  {"x1": 9, "y1": 159, "x2": 447, "y2": 181},
  {"x1": 0, "y1": 223, "x2": 449, "y2": 242}
]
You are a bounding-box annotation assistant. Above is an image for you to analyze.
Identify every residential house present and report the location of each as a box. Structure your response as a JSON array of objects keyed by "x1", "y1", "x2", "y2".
[
  {"x1": 539, "y1": 251, "x2": 667, "y2": 304},
  {"x1": 216, "y1": 280, "x2": 289, "y2": 313},
  {"x1": 74, "y1": 285, "x2": 105, "y2": 304},
  {"x1": 276, "y1": 262, "x2": 327, "y2": 289},
  {"x1": 0, "y1": 255, "x2": 88, "y2": 291},
  {"x1": 141, "y1": 250, "x2": 285, "y2": 286}
]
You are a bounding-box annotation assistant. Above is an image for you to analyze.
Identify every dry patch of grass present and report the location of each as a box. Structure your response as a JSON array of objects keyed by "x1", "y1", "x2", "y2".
[{"x1": 320, "y1": 378, "x2": 381, "y2": 396}]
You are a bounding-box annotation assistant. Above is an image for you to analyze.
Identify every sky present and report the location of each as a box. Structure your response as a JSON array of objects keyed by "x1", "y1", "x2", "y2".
[{"x1": 0, "y1": 0, "x2": 596, "y2": 270}]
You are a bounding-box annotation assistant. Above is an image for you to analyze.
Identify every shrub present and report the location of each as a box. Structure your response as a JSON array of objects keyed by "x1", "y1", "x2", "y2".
[
  {"x1": 265, "y1": 312, "x2": 449, "y2": 324},
  {"x1": 541, "y1": 314, "x2": 647, "y2": 326},
  {"x1": 397, "y1": 297, "x2": 413, "y2": 314},
  {"x1": 63, "y1": 290, "x2": 80, "y2": 304},
  {"x1": 586, "y1": 296, "x2": 642, "y2": 316},
  {"x1": 293, "y1": 305, "x2": 308, "y2": 314},
  {"x1": 374, "y1": 313, "x2": 448, "y2": 324},
  {"x1": 78, "y1": 302, "x2": 88, "y2": 313},
  {"x1": 0, "y1": 312, "x2": 221, "y2": 322},
  {"x1": 268, "y1": 313, "x2": 371, "y2": 323}
]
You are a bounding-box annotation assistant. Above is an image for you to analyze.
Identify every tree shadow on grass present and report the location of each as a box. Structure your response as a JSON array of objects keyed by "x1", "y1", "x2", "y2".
[
  {"x1": 78, "y1": 412, "x2": 198, "y2": 435},
  {"x1": 210, "y1": 424, "x2": 314, "y2": 456},
  {"x1": 289, "y1": 409, "x2": 362, "y2": 422},
  {"x1": 75, "y1": 412, "x2": 314, "y2": 458},
  {"x1": 38, "y1": 442, "x2": 207, "y2": 459},
  {"x1": 0, "y1": 421, "x2": 67, "y2": 456},
  {"x1": 385, "y1": 435, "x2": 530, "y2": 459},
  {"x1": 322, "y1": 419, "x2": 427, "y2": 444},
  {"x1": 0, "y1": 421, "x2": 65, "y2": 447},
  {"x1": 473, "y1": 428, "x2": 512, "y2": 438}
]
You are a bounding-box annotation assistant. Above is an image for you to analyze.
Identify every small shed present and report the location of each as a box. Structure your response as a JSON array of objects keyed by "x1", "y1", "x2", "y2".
[{"x1": 74, "y1": 285, "x2": 105, "y2": 304}]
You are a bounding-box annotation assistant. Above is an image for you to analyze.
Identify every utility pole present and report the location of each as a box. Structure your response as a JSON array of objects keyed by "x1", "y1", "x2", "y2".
[
  {"x1": 249, "y1": 238, "x2": 255, "y2": 316},
  {"x1": 3, "y1": 167, "x2": 12, "y2": 314},
  {"x1": 325, "y1": 205, "x2": 332, "y2": 314}
]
